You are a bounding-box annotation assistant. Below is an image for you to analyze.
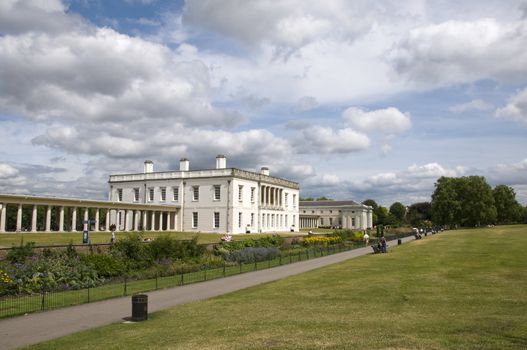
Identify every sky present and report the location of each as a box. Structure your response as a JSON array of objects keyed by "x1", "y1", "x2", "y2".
[{"x1": 0, "y1": 0, "x2": 527, "y2": 206}]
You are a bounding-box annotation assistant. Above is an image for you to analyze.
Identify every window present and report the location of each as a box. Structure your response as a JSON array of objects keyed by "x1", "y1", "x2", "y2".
[
  {"x1": 148, "y1": 188, "x2": 154, "y2": 201},
  {"x1": 293, "y1": 194, "x2": 297, "y2": 207},
  {"x1": 321, "y1": 218, "x2": 324, "y2": 225},
  {"x1": 251, "y1": 213, "x2": 254, "y2": 227},
  {"x1": 303, "y1": 210, "x2": 306, "y2": 213},
  {"x1": 238, "y1": 212, "x2": 242, "y2": 228},
  {"x1": 330, "y1": 218, "x2": 333, "y2": 225},
  {"x1": 285, "y1": 193, "x2": 288, "y2": 206},
  {"x1": 238, "y1": 185, "x2": 243, "y2": 202},
  {"x1": 133, "y1": 188, "x2": 139, "y2": 202},
  {"x1": 320, "y1": 210, "x2": 323, "y2": 214},
  {"x1": 192, "y1": 212, "x2": 198, "y2": 228},
  {"x1": 312, "y1": 210, "x2": 315, "y2": 214},
  {"x1": 192, "y1": 186, "x2": 199, "y2": 201},
  {"x1": 293, "y1": 215, "x2": 296, "y2": 226},
  {"x1": 285, "y1": 215, "x2": 288, "y2": 227},
  {"x1": 214, "y1": 212, "x2": 220, "y2": 228},
  {"x1": 352, "y1": 218, "x2": 356, "y2": 226},
  {"x1": 213, "y1": 185, "x2": 221, "y2": 200},
  {"x1": 173, "y1": 187, "x2": 179, "y2": 201},
  {"x1": 250, "y1": 187, "x2": 255, "y2": 202},
  {"x1": 160, "y1": 187, "x2": 166, "y2": 201},
  {"x1": 117, "y1": 189, "x2": 123, "y2": 202},
  {"x1": 329, "y1": 210, "x2": 333, "y2": 214}
]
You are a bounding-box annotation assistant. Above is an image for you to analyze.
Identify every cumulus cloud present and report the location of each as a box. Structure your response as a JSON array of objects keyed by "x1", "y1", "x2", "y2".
[
  {"x1": 298, "y1": 126, "x2": 370, "y2": 154},
  {"x1": 449, "y1": 99, "x2": 494, "y2": 113},
  {"x1": 182, "y1": 0, "x2": 375, "y2": 51},
  {"x1": 495, "y1": 87, "x2": 527, "y2": 125},
  {"x1": 296, "y1": 96, "x2": 318, "y2": 112},
  {"x1": 390, "y1": 19, "x2": 527, "y2": 87},
  {"x1": 343, "y1": 107, "x2": 411, "y2": 134}
]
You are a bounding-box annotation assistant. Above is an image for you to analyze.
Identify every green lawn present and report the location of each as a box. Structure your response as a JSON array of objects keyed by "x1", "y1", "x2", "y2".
[
  {"x1": 0, "y1": 231, "x2": 304, "y2": 247},
  {"x1": 25, "y1": 225, "x2": 527, "y2": 349}
]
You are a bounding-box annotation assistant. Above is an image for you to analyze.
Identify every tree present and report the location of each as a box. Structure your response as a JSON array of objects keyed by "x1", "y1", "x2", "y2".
[
  {"x1": 316, "y1": 196, "x2": 331, "y2": 201},
  {"x1": 389, "y1": 202, "x2": 406, "y2": 223},
  {"x1": 362, "y1": 199, "x2": 378, "y2": 210},
  {"x1": 406, "y1": 202, "x2": 432, "y2": 227},
  {"x1": 375, "y1": 206, "x2": 389, "y2": 225},
  {"x1": 431, "y1": 176, "x2": 496, "y2": 227},
  {"x1": 493, "y1": 185, "x2": 523, "y2": 224},
  {"x1": 299, "y1": 197, "x2": 314, "y2": 201}
]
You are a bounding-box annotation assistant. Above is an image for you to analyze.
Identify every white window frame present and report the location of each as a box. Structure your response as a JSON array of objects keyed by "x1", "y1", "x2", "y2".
[
  {"x1": 173, "y1": 187, "x2": 179, "y2": 201},
  {"x1": 238, "y1": 185, "x2": 243, "y2": 202},
  {"x1": 250, "y1": 213, "x2": 254, "y2": 227},
  {"x1": 250, "y1": 187, "x2": 255, "y2": 203},
  {"x1": 148, "y1": 187, "x2": 154, "y2": 202},
  {"x1": 192, "y1": 186, "x2": 199, "y2": 201},
  {"x1": 213, "y1": 185, "x2": 221, "y2": 201},
  {"x1": 213, "y1": 212, "x2": 220, "y2": 229},
  {"x1": 160, "y1": 187, "x2": 166, "y2": 201},
  {"x1": 238, "y1": 212, "x2": 242, "y2": 228},
  {"x1": 192, "y1": 212, "x2": 198, "y2": 228},
  {"x1": 117, "y1": 188, "x2": 123, "y2": 202},
  {"x1": 285, "y1": 193, "x2": 288, "y2": 206},
  {"x1": 293, "y1": 194, "x2": 297, "y2": 208},
  {"x1": 133, "y1": 188, "x2": 139, "y2": 202}
]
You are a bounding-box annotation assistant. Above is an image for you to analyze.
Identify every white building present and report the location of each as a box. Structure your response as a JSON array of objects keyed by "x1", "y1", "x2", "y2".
[
  {"x1": 108, "y1": 155, "x2": 300, "y2": 234},
  {"x1": 299, "y1": 200, "x2": 373, "y2": 230}
]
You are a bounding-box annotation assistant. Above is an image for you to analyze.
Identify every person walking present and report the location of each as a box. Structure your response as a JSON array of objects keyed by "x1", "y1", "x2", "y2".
[
  {"x1": 380, "y1": 235, "x2": 387, "y2": 253},
  {"x1": 363, "y1": 231, "x2": 369, "y2": 245}
]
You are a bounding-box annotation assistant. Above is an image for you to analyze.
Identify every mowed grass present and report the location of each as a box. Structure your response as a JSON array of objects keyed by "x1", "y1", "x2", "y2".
[
  {"x1": 0, "y1": 231, "x2": 303, "y2": 247},
  {"x1": 26, "y1": 225, "x2": 527, "y2": 350}
]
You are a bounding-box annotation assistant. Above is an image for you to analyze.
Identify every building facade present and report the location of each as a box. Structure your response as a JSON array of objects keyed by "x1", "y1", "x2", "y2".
[
  {"x1": 108, "y1": 155, "x2": 300, "y2": 234},
  {"x1": 299, "y1": 200, "x2": 373, "y2": 230}
]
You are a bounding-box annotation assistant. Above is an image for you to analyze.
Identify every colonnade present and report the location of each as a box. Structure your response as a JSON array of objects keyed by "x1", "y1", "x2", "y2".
[
  {"x1": 0, "y1": 195, "x2": 179, "y2": 233},
  {"x1": 260, "y1": 185, "x2": 284, "y2": 209},
  {"x1": 299, "y1": 216, "x2": 319, "y2": 229},
  {"x1": 260, "y1": 212, "x2": 291, "y2": 231}
]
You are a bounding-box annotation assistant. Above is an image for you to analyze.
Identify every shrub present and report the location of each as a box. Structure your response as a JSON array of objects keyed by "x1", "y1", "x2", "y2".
[
  {"x1": 217, "y1": 235, "x2": 284, "y2": 253},
  {"x1": 302, "y1": 236, "x2": 342, "y2": 247},
  {"x1": 81, "y1": 254, "x2": 126, "y2": 278},
  {"x1": 110, "y1": 233, "x2": 151, "y2": 269},
  {"x1": 6, "y1": 241, "x2": 35, "y2": 263},
  {"x1": 224, "y1": 247, "x2": 280, "y2": 263},
  {"x1": 331, "y1": 230, "x2": 363, "y2": 241}
]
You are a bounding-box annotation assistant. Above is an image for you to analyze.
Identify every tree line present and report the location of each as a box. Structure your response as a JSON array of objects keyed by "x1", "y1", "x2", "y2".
[{"x1": 361, "y1": 176, "x2": 527, "y2": 228}]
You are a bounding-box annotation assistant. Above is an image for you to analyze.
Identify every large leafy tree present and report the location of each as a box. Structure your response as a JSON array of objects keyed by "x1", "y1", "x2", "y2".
[
  {"x1": 431, "y1": 176, "x2": 496, "y2": 227},
  {"x1": 406, "y1": 202, "x2": 432, "y2": 226},
  {"x1": 389, "y1": 202, "x2": 406, "y2": 223},
  {"x1": 493, "y1": 185, "x2": 523, "y2": 224},
  {"x1": 362, "y1": 199, "x2": 379, "y2": 225}
]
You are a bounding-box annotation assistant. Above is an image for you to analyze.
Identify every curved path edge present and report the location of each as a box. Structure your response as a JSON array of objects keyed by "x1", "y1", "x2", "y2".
[{"x1": 0, "y1": 236, "x2": 416, "y2": 349}]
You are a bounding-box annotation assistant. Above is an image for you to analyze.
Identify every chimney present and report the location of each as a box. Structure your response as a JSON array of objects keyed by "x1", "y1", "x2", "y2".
[
  {"x1": 180, "y1": 158, "x2": 189, "y2": 171},
  {"x1": 216, "y1": 155, "x2": 227, "y2": 169},
  {"x1": 144, "y1": 160, "x2": 154, "y2": 173},
  {"x1": 260, "y1": 166, "x2": 269, "y2": 176}
]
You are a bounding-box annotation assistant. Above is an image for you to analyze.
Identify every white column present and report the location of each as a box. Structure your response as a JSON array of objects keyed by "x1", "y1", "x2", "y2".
[
  {"x1": 0, "y1": 203, "x2": 6, "y2": 233},
  {"x1": 116, "y1": 211, "x2": 122, "y2": 231},
  {"x1": 95, "y1": 209, "x2": 100, "y2": 232},
  {"x1": 125, "y1": 210, "x2": 131, "y2": 231},
  {"x1": 31, "y1": 205, "x2": 38, "y2": 232},
  {"x1": 59, "y1": 207, "x2": 64, "y2": 232},
  {"x1": 173, "y1": 212, "x2": 177, "y2": 231},
  {"x1": 71, "y1": 207, "x2": 77, "y2": 232},
  {"x1": 134, "y1": 211, "x2": 140, "y2": 231},
  {"x1": 151, "y1": 211, "x2": 156, "y2": 231},
  {"x1": 83, "y1": 208, "x2": 89, "y2": 231},
  {"x1": 142, "y1": 211, "x2": 147, "y2": 231},
  {"x1": 105, "y1": 209, "x2": 110, "y2": 231},
  {"x1": 45, "y1": 206, "x2": 51, "y2": 232},
  {"x1": 159, "y1": 212, "x2": 164, "y2": 231},
  {"x1": 16, "y1": 204, "x2": 22, "y2": 232}
]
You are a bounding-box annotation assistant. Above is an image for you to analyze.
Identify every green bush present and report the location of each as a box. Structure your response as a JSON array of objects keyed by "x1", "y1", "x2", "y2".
[
  {"x1": 217, "y1": 235, "x2": 284, "y2": 253},
  {"x1": 6, "y1": 241, "x2": 35, "y2": 263},
  {"x1": 110, "y1": 233, "x2": 152, "y2": 269},
  {"x1": 331, "y1": 229, "x2": 363, "y2": 241},
  {"x1": 81, "y1": 253, "x2": 126, "y2": 278}
]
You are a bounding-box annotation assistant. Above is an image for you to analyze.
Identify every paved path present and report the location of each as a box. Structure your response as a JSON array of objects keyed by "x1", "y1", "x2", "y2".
[{"x1": 0, "y1": 236, "x2": 416, "y2": 349}]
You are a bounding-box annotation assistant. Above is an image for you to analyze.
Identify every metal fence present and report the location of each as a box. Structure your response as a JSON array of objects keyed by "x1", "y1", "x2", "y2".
[{"x1": 0, "y1": 232, "x2": 419, "y2": 319}]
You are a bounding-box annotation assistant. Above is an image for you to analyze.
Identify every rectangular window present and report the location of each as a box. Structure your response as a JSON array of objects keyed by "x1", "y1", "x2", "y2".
[
  {"x1": 352, "y1": 218, "x2": 356, "y2": 226},
  {"x1": 251, "y1": 213, "x2": 254, "y2": 227},
  {"x1": 285, "y1": 193, "x2": 288, "y2": 206},
  {"x1": 293, "y1": 194, "x2": 297, "y2": 207},
  {"x1": 330, "y1": 218, "x2": 333, "y2": 225},
  {"x1": 285, "y1": 215, "x2": 288, "y2": 227},
  {"x1": 238, "y1": 212, "x2": 242, "y2": 228},
  {"x1": 214, "y1": 212, "x2": 220, "y2": 228},
  {"x1": 133, "y1": 188, "x2": 139, "y2": 202},
  {"x1": 192, "y1": 186, "x2": 199, "y2": 201},
  {"x1": 238, "y1": 185, "x2": 243, "y2": 202},
  {"x1": 250, "y1": 187, "x2": 255, "y2": 202},
  {"x1": 213, "y1": 185, "x2": 221, "y2": 200},
  {"x1": 117, "y1": 188, "x2": 123, "y2": 202},
  {"x1": 173, "y1": 187, "x2": 179, "y2": 201},
  {"x1": 192, "y1": 212, "x2": 198, "y2": 228},
  {"x1": 329, "y1": 210, "x2": 333, "y2": 213},
  {"x1": 148, "y1": 188, "x2": 154, "y2": 201},
  {"x1": 321, "y1": 218, "x2": 324, "y2": 225},
  {"x1": 160, "y1": 187, "x2": 166, "y2": 201}
]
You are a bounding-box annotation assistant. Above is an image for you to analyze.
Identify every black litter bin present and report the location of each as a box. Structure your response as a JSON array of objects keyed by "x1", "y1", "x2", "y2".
[
  {"x1": 131, "y1": 294, "x2": 148, "y2": 321},
  {"x1": 397, "y1": 239, "x2": 402, "y2": 245}
]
